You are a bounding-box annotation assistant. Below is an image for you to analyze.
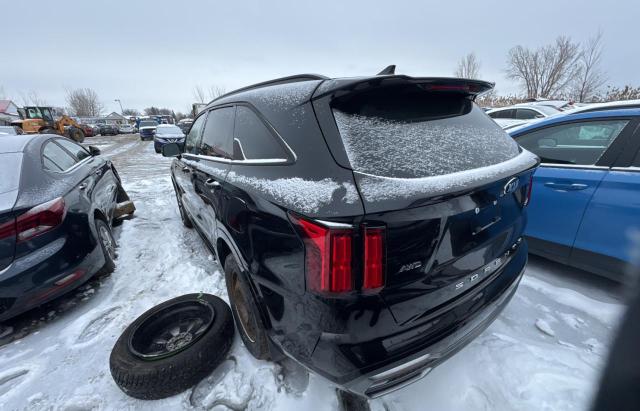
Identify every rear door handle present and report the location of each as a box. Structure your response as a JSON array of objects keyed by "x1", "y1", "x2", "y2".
[
  {"x1": 95, "y1": 168, "x2": 103, "y2": 176},
  {"x1": 544, "y1": 182, "x2": 589, "y2": 191},
  {"x1": 182, "y1": 166, "x2": 191, "y2": 173},
  {"x1": 78, "y1": 182, "x2": 88, "y2": 190},
  {"x1": 205, "y1": 179, "x2": 221, "y2": 189}
]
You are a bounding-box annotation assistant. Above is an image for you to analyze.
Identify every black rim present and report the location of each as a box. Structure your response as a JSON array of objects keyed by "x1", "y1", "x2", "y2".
[
  {"x1": 231, "y1": 274, "x2": 258, "y2": 343},
  {"x1": 128, "y1": 299, "x2": 215, "y2": 360}
]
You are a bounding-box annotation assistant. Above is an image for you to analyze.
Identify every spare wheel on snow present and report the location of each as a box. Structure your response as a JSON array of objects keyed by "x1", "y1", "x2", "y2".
[{"x1": 109, "y1": 293, "x2": 234, "y2": 400}]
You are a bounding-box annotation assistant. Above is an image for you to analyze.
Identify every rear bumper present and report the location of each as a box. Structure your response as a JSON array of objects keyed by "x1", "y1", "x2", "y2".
[
  {"x1": 281, "y1": 243, "x2": 527, "y2": 397},
  {"x1": 347, "y1": 262, "x2": 523, "y2": 397},
  {"x1": 0, "y1": 235, "x2": 104, "y2": 322}
]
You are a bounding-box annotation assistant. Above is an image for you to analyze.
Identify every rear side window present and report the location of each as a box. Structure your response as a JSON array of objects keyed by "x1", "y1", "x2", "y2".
[
  {"x1": 200, "y1": 107, "x2": 235, "y2": 158},
  {"x1": 515, "y1": 119, "x2": 629, "y2": 165},
  {"x1": 55, "y1": 139, "x2": 91, "y2": 161},
  {"x1": 43, "y1": 141, "x2": 78, "y2": 171},
  {"x1": 332, "y1": 89, "x2": 520, "y2": 178},
  {"x1": 489, "y1": 109, "x2": 515, "y2": 119},
  {"x1": 516, "y1": 109, "x2": 540, "y2": 120},
  {"x1": 233, "y1": 106, "x2": 288, "y2": 160},
  {"x1": 185, "y1": 114, "x2": 206, "y2": 154},
  {"x1": 0, "y1": 153, "x2": 22, "y2": 193}
]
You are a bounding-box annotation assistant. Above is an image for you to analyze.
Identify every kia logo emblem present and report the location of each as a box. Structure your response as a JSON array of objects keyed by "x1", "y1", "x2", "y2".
[{"x1": 503, "y1": 177, "x2": 519, "y2": 195}]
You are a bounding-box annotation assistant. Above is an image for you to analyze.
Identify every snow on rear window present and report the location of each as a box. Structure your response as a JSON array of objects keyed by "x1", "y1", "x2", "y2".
[
  {"x1": 332, "y1": 100, "x2": 520, "y2": 179},
  {"x1": 0, "y1": 153, "x2": 22, "y2": 194}
]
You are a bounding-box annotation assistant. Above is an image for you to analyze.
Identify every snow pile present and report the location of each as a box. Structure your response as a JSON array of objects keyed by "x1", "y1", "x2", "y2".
[
  {"x1": 357, "y1": 149, "x2": 538, "y2": 202},
  {"x1": 226, "y1": 171, "x2": 358, "y2": 214}
]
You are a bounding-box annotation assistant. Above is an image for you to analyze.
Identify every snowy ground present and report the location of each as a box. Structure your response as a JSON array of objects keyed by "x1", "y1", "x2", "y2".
[{"x1": 0, "y1": 134, "x2": 628, "y2": 411}]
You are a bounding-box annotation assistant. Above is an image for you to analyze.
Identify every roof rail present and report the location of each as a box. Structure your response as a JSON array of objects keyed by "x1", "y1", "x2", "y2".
[{"x1": 212, "y1": 74, "x2": 328, "y2": 103}]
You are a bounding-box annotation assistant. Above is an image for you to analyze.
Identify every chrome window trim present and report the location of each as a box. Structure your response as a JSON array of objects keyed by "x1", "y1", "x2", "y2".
[
  {"x1": 183, "y1": 153, "x2": 290, "y2": 165},
  {"x1": 539, "y1": 163, "x2": 610, "y2": 170},
  {"x1": 611, "y1": 166, "x2": 640, "y2": 172},
  {"x1": 315, "y1": 219, "x2": 354, "y2": 229}
]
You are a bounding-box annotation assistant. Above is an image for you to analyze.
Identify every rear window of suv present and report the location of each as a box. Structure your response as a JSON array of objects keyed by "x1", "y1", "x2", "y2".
[{"x1": 332, "y1": 88, "x2": 520, "y2": 179}]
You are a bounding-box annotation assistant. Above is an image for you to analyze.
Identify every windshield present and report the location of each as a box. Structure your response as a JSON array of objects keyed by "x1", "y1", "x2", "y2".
[
  {"x1": 139, "y1": 121, "x2": 157, "y2": 128},
  {"x1": 332, "y1": 89, "x2": 520, "y2": 179},
  {"x1": 156, "y1": 126, "x2": 182, "y2": 135}
]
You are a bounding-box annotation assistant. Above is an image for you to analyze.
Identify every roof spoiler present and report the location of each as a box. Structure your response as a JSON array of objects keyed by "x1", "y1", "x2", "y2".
[{"x1": 312, "y1": 75, "x2": 495, "y2": 101}]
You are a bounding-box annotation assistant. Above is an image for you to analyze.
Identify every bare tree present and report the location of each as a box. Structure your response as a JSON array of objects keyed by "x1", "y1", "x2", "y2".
[
  {"x1": 122, "y1": 108, "x2": 140, "y2": 116},
  {"x1": 66, "y1": 88, "x2": 104, "y2": 117},
  {"x1": 455, "y1": 53, "x2": 481, "y2": 79},
  {"x1": 208, "y1": 85, "x2": 226, "y2": 100},
  {"x1": 19, "y1": 90, "x2": 47, "y2": 106},
  {"x1": 598, "y1": 85, "x2": 640, "y2": 102},
  {"x1": 506, "y1": 36, "x2": 582, "y2": 99},
  {"x1": 572, "y1": 30, "x2": 607, "y2": 102},
  {"x1": 194, "y1": 85, "x2": 226, "y2": 103},
  {"x1": 193, "y1": 86, "x2": 207, "y2": 103}
]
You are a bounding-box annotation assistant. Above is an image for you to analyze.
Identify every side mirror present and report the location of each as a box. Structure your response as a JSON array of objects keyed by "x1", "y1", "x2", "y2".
[
  {"x1": 88, "y1": 145, "x2": 101, "y2": 156},
  {"x1": 162, "y1": 143, "x2": 181, "y2": 157}
]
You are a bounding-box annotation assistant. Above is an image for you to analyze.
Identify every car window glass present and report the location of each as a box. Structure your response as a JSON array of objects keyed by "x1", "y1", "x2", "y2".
[
  {"x1": 55, "y1": 138, "x2": 91, "y2": 161},
  {"x1": 490, "y1": 109, "x2": 515, "y2": 119},
  {"x1": 515, "y1": 120, "x2": 629, "y2": 165},
  {"x1": 233, "y1": 106, "x2": 288, "y2": 160},
  {"x1": 43, "y1": 141, "x2": 78, "y2": 171},
  {"x1": 633, "y1": 149, "x2": 640, "y2": 167},
  {"x1": 516, "y1": 109, "x2": 539, "y2": 120},
  {"x1": 200, "y1": 107, "x2": 235, "y2": 158},
  {"x1": 184, "y1": 114, "x2": 206, "y2": 154},
  {"x1": 332, "y1": 92, "x2": 519, "y2": 178}
]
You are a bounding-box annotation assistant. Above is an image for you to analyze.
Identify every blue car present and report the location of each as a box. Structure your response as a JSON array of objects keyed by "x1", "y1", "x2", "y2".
[{"x1": 509, "y1": 108, "x2": 640, "y2": 281}]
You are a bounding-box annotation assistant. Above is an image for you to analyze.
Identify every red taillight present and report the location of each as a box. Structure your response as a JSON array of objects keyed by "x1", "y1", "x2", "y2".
[
  {"x1": 290, "y1": 214, "x2": 387, "y2": 295},
  {"x1": 524, "y1": 174, "x2": 534, "y2": 207},
  {"x1": 16, "y1": 197, "x2": 66, "y2": 243},
  {"x1": 291, "y1": 215, "x2": 353, "y2": 294},
  {"x1": 363, "y1": 227, "x2": 385, "y2": 290}
]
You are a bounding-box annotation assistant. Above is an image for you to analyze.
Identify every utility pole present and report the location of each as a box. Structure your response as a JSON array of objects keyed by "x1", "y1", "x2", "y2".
[{"x1": 114, "y1": 99, "x2": 123, "y2": 114}]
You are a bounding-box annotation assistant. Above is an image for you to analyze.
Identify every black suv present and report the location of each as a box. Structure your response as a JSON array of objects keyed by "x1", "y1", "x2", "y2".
[{"x1": 163, "y1": 72, "x2": 539, "y2": 397}]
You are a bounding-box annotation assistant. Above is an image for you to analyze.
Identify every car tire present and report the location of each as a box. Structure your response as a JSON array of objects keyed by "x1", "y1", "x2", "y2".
[
  {"x1": 68, "y1": 127, "x2": 84, "y2": 143},
  {"x1": 96, "y1": 219, "x2": 116, "y2": 274},
  {"x1": 224, "y1": 254, "x2": 272, "y2": 360},
  {"x1": 109, "y1": 293, "x2": 234, "y2": 400},
  {"x1": 173, "y1": 184, "x2": 193, "y2": 229},
  {"x1": 155, "y1": 147, "x2": 161, "y2": 153}
]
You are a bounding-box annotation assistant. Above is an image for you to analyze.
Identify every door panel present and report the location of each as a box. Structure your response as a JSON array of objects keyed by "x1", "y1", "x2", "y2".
[
  {"x1": 525, "y1": 166, "x2": 606, "y2": 261},
  {"x1": 193, "y1": 158, "x2": 230, "y2": 243},
  {"x1": 572, "y1": 169, "x2": 640, "y2": 267}
]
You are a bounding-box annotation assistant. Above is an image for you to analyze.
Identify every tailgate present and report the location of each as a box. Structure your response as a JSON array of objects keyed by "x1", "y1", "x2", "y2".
[
  {"x1": 371, "y1": 174, "x2": 533, "y2": 324},
  {"x1": 313, "y1": 76, "x2": 538, "y2": 324}
]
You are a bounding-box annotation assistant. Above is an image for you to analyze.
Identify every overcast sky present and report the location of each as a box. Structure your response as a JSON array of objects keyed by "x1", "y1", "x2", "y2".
[{"x1": 2, "y1": 0, "x2": 638, "y2": 114}]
